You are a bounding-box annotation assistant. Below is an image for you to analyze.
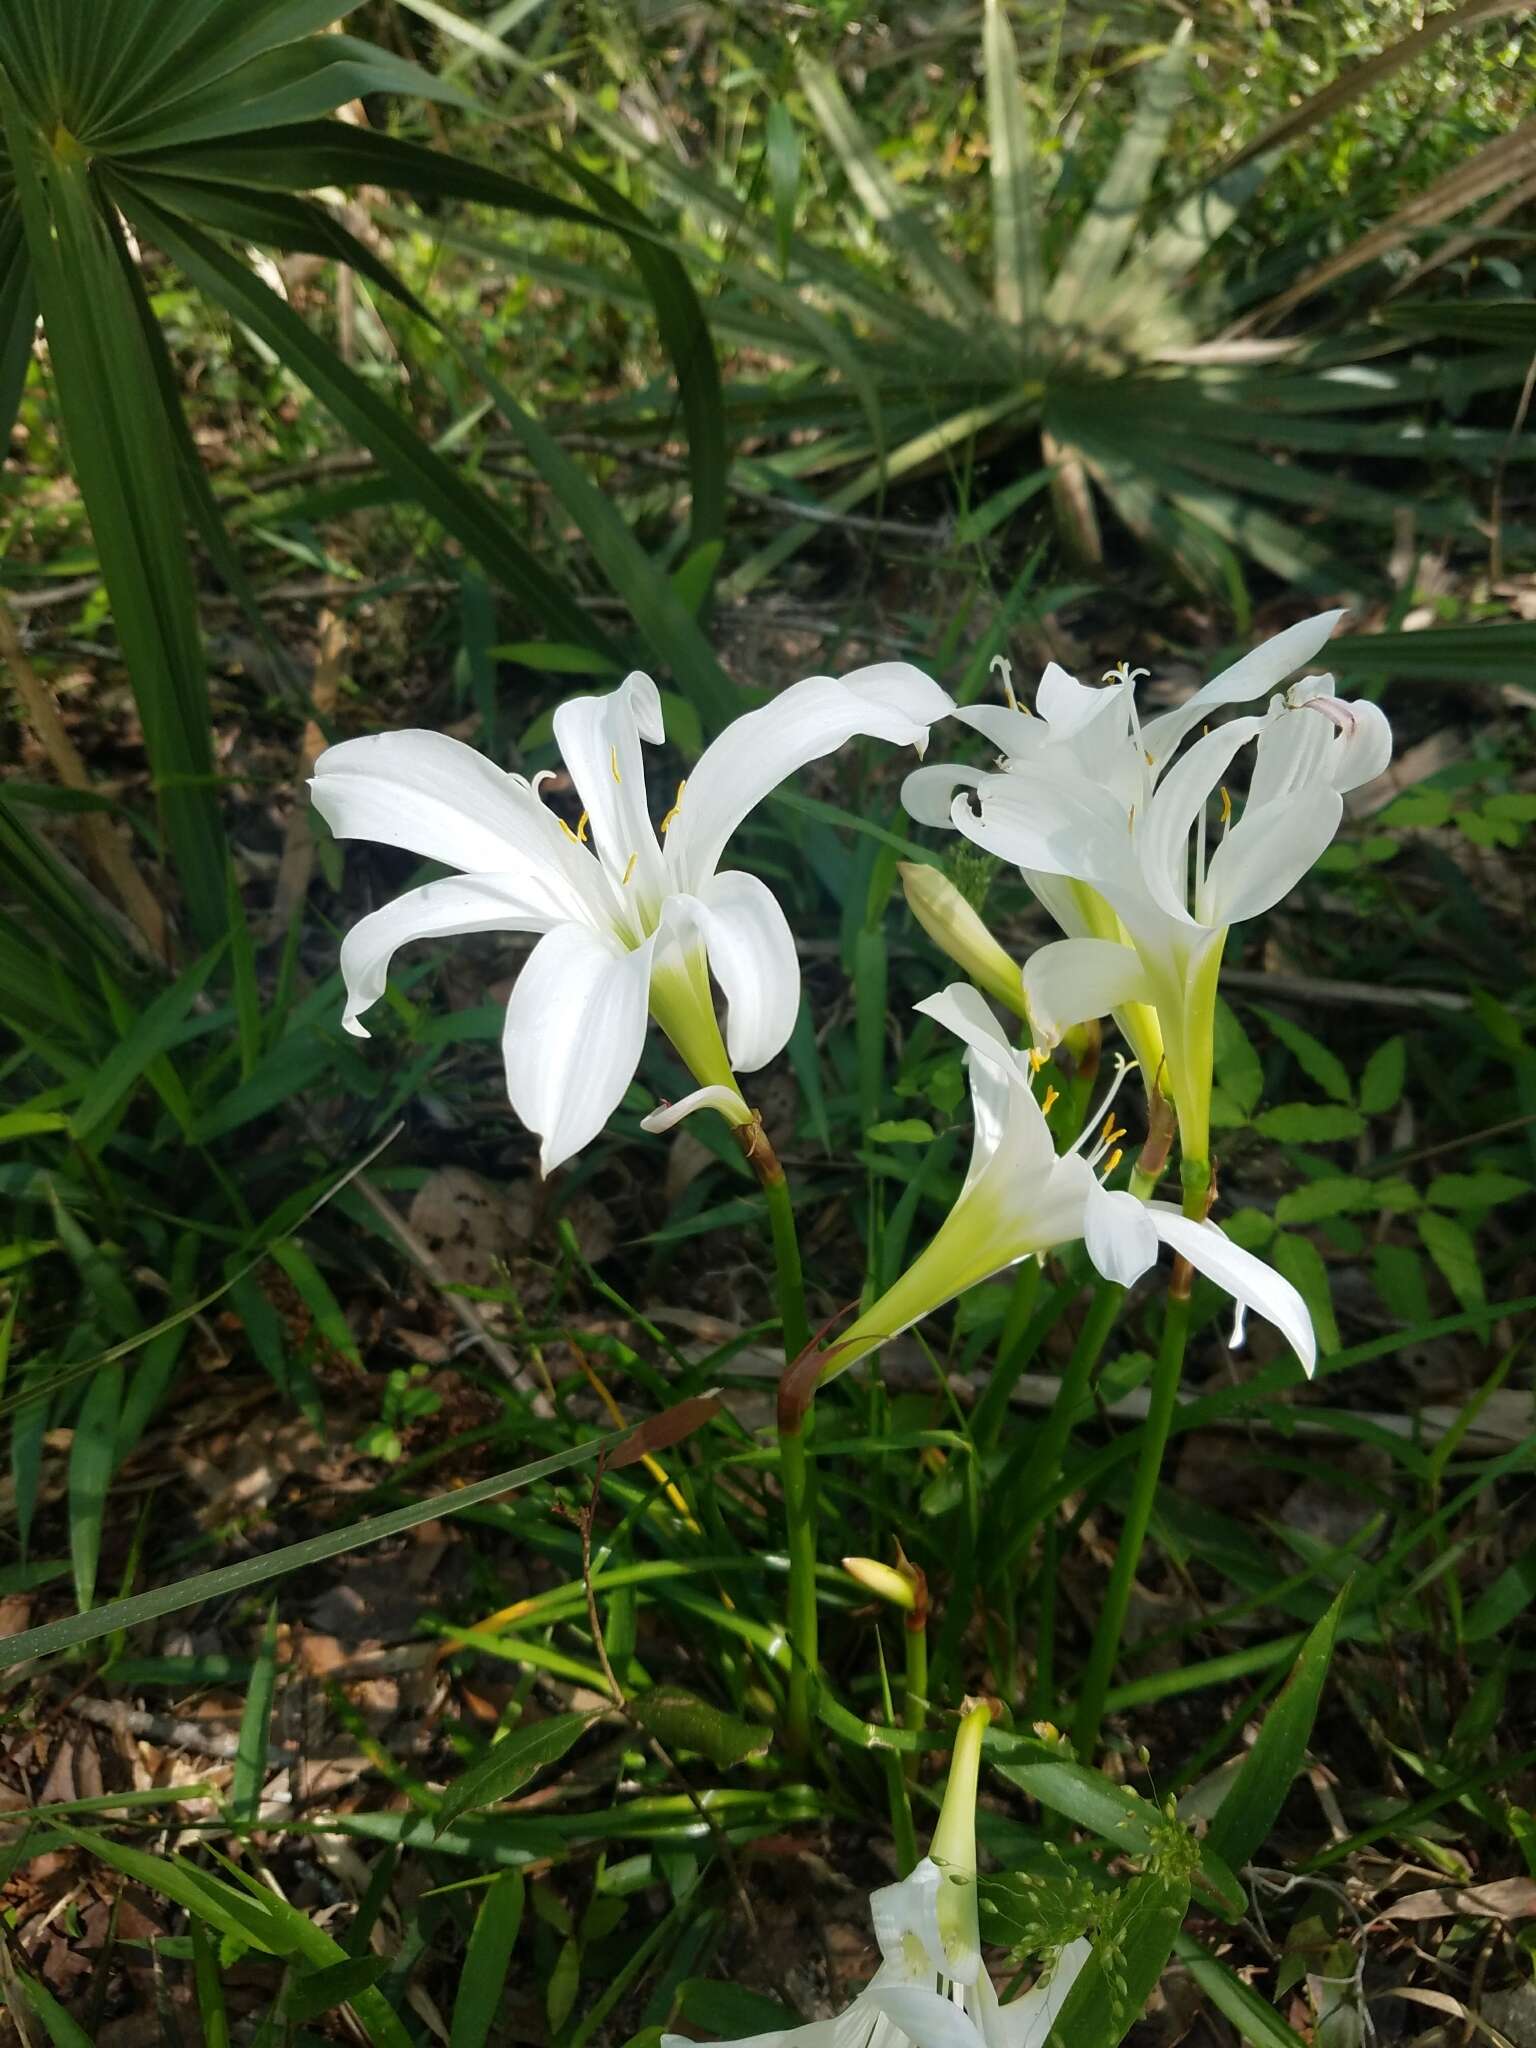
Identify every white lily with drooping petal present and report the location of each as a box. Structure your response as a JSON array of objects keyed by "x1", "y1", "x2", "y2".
[
  {"x1": 903, "y1": 613, "x2": 1391, "y2": 1177},
  {"x1": 311, "y1": 663, "x2": 952, "y2": 1173},
  {"x1": 661, "y1": 1703, "x2": 1093, "y2": 2048},
  {"x1": 810, "y1": 985, "x2": 1314, "y2": 1381}
]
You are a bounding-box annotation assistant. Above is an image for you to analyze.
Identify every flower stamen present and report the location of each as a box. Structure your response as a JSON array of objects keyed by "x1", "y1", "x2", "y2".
[
  {"x1": 659, "y1": 779, "x2": 687, "y2": 834},
  {"x1": 991, "y1": 653, "x2": 1020, "y2": 711},
  {"x1": 621, "y1": 850, "x2": 639, "y2": 886},
  {"x1": 610, "y1": 745, "x2": 622, "y2": 784},
  {"x1": 1041, "y1": 1085, "x2": 1060, "y2": 1115}
]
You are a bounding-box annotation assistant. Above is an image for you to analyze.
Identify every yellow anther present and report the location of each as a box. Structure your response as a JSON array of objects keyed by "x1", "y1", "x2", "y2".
[
  {"x1": 621, "y1": 850, "x2": 639, "y2": 886},
  {"x1": 1219, "y1": 784, "x2": 1232, "y2": 824},
  {"x1": 1028, "y1": 1047, "x2": 1048, "y2": 1072},
  {"x1": 1041, "y1": 1085, "x2": 1060, "y2": 1115},
  {"x1": 1104, "y1": 1146, "x2": 1123, "y2": 1176},
  {"x1": 610, "y1": 745, "x2": 622, "y2": 784},
  {"x1": 659, "y1": 778, "x2": 687, "y2": 834},
  {"x1": 991, "y1": 653, "x2": 1018, "y2": 710},
  {"x1": 558, "y1": 817, "x2": 580, "y2": 845},
  {"x1": 577, "y1": 810, "x2": 589, "y2": 843}
]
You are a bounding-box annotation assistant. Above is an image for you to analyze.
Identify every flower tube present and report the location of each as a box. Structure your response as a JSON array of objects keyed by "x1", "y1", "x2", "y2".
[{"x1": 817, "y1": 985, "x2": 1315, "y2": 1382}]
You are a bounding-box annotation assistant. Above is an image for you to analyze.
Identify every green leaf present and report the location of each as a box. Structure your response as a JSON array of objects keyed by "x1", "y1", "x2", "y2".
[
  {"x1": 1273, "y1": 1233, "x2": 1340, "y2": 1355},
  {"x1": 450, "y1": 1871, "x2": 524, "y2": 2048},
  {"x1": 1274, "y1": 1177, "x2": 1377, "y2": 1226},
  {"x1": 866, "y1": 1118, "x2": 937, "y2": 1145},
  {"x1": 67, "y1": 1369, "x2": 121, "y2": 1612},
  {"x1": 0, "y1": 1424, "x2": 633, "y2": 1672},
  {"x1": 1174, "y1": 1935, "x2": 1311, "y2": 2048},
  {"x1": 983, "y1": 0, "x2": 1043, "y2": 329},
  {"x1": 1359, "y1": 1036, "x2": 1407, "y2": 1115},
  {"x1": 283, "y1": 1957, "x2": 392, "y2": 2024},
  {"x1": 764, "y1": 102, "x2": 800, "y2": 273},
  {"x1": 0, "y1": 95, "x2": 227, "y2": 940},
  {"x1": 1254, "y1": 1103, "x2": 1366, "y2": 1143},
  {"x1": 118, "y1": 188, "x2": 616, "y2": 667},
  {"x1": 233, "y1": 1602, "x2": 280, "y2": 1821},
  {"x1": 1416, "y1": 1210, "x2": 1485, "y2": 1312},
  {"x1": 434, "y1": 1713, "x2": 595, "y2": 1838},
  {"x1": 547, "y1": 1937, "x2": 580, "y2": 2035},
  {"x1": 1426, "y1": 1171, "x2": 1530, "y2": 1210},
  {"x1": 71, "y1": 945, "x2": 222, "y2": 1142},
  {"x1": 11, "y1": 1970, "x2": 97, "y2": 2048},
  {"x1": 269, "y1": 1238, "x2": 362, "y2": 1370},
  {"x1": 677, "y1": 1982, "x2": 801, "y2": 2036},
  {"x1": 1255, "y1": 1008, "x2": 1353, "y2": 1105},
  {"x1": 1464, "y1": 1541, "x2": 1536, "y2": 1644},
  {"x1": 628, "y1": 1685, "x2": 772, "y2": 1769},
  {"x1": 1207, "y1": 1588, "x2": 1345, "y2": 1871}
]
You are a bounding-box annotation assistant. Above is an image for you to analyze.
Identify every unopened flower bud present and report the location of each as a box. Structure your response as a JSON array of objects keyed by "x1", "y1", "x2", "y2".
[
  {"x1": 898, "y1": 862, "x2": 1027, "y2": 1020},
  {"x1": 841, "y1": 1555, "x2": 916, "y2": 1611}
]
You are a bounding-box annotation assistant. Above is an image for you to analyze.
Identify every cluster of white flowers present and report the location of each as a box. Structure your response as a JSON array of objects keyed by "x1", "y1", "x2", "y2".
[{"x1": 311, "y1": 613, "x2": 1390, "y2": 1380}]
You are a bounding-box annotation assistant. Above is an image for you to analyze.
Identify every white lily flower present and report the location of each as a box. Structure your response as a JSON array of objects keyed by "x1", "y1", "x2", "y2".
[
  {"x1": 661, "y1": 1703, "x2": 1093, "y2": 2048},
  {"x1": 903, "y1": 614, "x2": 1391, "y2": 1175},
  {"x1": 311, "y1": 663, "x2": 952, "y2": 1172},
  {"x1": 816, "y1": 985, "x2": 1314, "y2": 1382}
]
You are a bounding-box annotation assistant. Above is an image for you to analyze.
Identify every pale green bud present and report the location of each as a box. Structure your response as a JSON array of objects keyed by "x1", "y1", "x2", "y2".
[{"x1": 899, "y1": 863, "x2": 1027, "y2": 1021}]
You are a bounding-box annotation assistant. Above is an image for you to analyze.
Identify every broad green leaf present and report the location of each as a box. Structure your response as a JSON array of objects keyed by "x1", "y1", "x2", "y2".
[
  {"x1": 12, "y1": 1971, "x2": 96, "y2": 2048},
  {"x1": 1213, "y1": 997, "x2": 1264, "y2": 1119},
  {"x1": 450, "y1": 1871, "x2": 525, "y2": 2048},
  {"x1": 1359, "y1": 1036, "x2": 1407, "y2": 1115},
  {"x1": 628, "y1": 1686, "x2": 771, "y2": 1769},
  {"x1": 269, "y1": 1238, "x2": 362, "y2": 1370},
  {"x1": 1254, "y1": 1103, "x2": 1366, "y2": 1143},
  {"x1": 1255, "y1": 1008, "x2": 1354, "y2": 1105},
  {"x1": 678, "y1": 1983, "x2": 801, "y2": 2036},
  {"x1": 1426, "y1": 1171, "x2": 1530, "y2": 1210},
  {"x1": 765, "y1": 101, "x2": 800, "y2": 273},
  {"x1": 282, "y1": 1957, "x2": 392, "y2": 2024},
  {"x1": 1464, "y1": 1541, "x2": 1536, "y2": 1644},
  {"x1": 0, "y1": 200, "x2": 35, "y2": 446},
  {"x1": 1274, "y1": 1177, "x2": 1378, "y2": 1226},
  {"x1": 434, "y1": 1712, "x2": 595, "y2": 1837},
  {"x1": 1273, "y1": 1233, "x2": 1340, "y2": 1355},
  {"x1": 1416, "y1": 1209, "x2": 1485, "y2": 1311},
  {"x1": 0, "y1": 1424, "x2": 632, "y2": 1671},
  {"x1": 1207, "y1": 1588, "x2": 1345, "y2": 1871},
  {"x1": 547, "y1": 1936, "x2": 581, "y2": 2035}
]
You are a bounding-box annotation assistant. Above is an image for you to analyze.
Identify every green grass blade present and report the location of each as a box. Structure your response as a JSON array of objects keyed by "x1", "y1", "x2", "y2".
[
  {"x1": 450, "y1": 1871, "x2": 525, "y2": 2048},
  {"x1": 70, "y1": 943, "x2": 222, "y2": 1143},
  {"x1": 0, "y1": 93, "x2": 228, "y2": 940},
  {"x1": 1206, "y1": 1587, "x2": 1345, "y2": 1872},
  {"x1": 66, "y1": 1369, "x2": 121, "y2": 1611},
  {"x1": 983, "y1": 0, "x2": 1043, "y2": 331},
  {"x1": 1173, "y1": 1935, "x2": 1311, "y2": 2048},
  {"x1": 119, "y1": 186, "x2": 618, "y2": 668},
  {"x1": 797, "y1": 57, "x2": 996, "y2": 335},
  {"x1": 0, "y1": 200, "x2": 35, "y2": 447},
  {"x1": 0, "y1": 1423, "x2": 633, "y2": 1671},
  {"x1": 1047, "y1": 21, "x2": 1192, "y2": 328},
  {"x1": 233, "y1": 1601, "x2": 280, "y2": 1821}
]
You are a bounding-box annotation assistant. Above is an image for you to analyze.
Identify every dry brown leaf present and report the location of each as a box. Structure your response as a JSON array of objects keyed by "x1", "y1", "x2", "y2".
[
  {"x1": 1379, "y1": 1877, "x2": 1536, "y2": 1922},
  {"x1": 406, "y1": 1167, "x2": 527, "y2": 1290}
]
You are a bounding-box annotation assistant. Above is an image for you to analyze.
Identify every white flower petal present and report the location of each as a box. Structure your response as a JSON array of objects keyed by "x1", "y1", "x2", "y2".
[
  {"x1": 1147, "y1": 1206, "x2": 1318, "y2": 1373},
  {"x1": 687, "y1": 869, "x2": 801, "y2": 1072},
  {"x1": 1202, "y1": 784, "x2": 1341, "y2": 927},
  {"x1": 1083, "y1": 1182, "x2": 1160, "y2": 1287},
  {"x1": 640, "y1": 1083, "x2": 753, "y2": 1133},
  {"x1": 1023, "y1": 937, "x2": 1152, "y2": 1048},
  {"x1": 957, "y1": 775, "x2": 1138, "y2": 898},
  {"x1": 311, "y1": 729, "x2": 587, "y2": 894},
  {"x1": 1331, "y1": 697, "x2": 1394, "y2": 793},
  {"x1": 337, "y1": 873, "x2": 567, "y2": 1036},
  {"x1": 987, "y1": 1938, "x2": 1095, "y2": 2048},
  {"x1": 501, "y1": 923, "x2": 656, "y2": 1174},
  {"x1": 1137, "y1": 718, "x2": 1266, "y2": 923},
  {"x1": 1141, "y1": 610, "x2": 1345, "y2": 766},
  {"x1": 552, "y1": 671, "x2": 668, "y2": 903},
  {"x1": 864, "y1": 1982, "x2": 985, "y2": 2048},
  {"x1": 954, "y1": 701, "x2": 1041, "y2": 758},
  {"x1": 666, "y1": 662, "x2": 952, "y2": 890},
  {"x1": 660, "y1": 2003, "x2": 869, "y2": 2048},
  {"x1": 914, "y1": 983, "x2": 1036, "y2": 1188},
  {"x1": 1036, "y1": 664, "x2": 1131, "y2": 743},
  {"x1": 871, "y1": 1858, "x2": 948, "y2": 1979},
  {"x1": 903, "y1": 761, "x2": 985, "y2": 827}
]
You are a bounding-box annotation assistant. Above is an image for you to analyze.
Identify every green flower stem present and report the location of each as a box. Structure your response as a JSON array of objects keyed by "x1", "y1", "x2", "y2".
[
  {"x1": 1071, "y1": 1284, "x2": 1193, "y2": 1758},
  {"x1": 756, "y1": 1152, "x2": 816, "y2": 1756},
  {"x1": 1011, "y1": 1279, "x2": 1124, "y2": 1551},
  {"x1": 903, "y1": 1607, "x2": 928, "y2": 1784}
]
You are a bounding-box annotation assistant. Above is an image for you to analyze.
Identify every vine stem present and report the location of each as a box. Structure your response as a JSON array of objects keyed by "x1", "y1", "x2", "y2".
[{"x1": 743, "y1": 1125, "x2": 817, "y2": 1757}]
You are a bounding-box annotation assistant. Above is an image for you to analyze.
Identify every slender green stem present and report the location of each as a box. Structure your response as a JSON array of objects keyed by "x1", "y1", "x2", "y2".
[
  {"x1": 1071, "y1": 1289, "x2": 1192, "y2": 1758},
  {"x1": 760, "y1": 1164, "x2": 816, "y2": 1755},
  {"x1": 1000, "y1": 1280, "x2": 1123, "y2": 1572},
  {"x1": 902, "y1": 1613, "x2": 928, "y2": 1783},
  {"x1": 762, "y1": 1171, "x2": 811, "y2": 1359}
]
